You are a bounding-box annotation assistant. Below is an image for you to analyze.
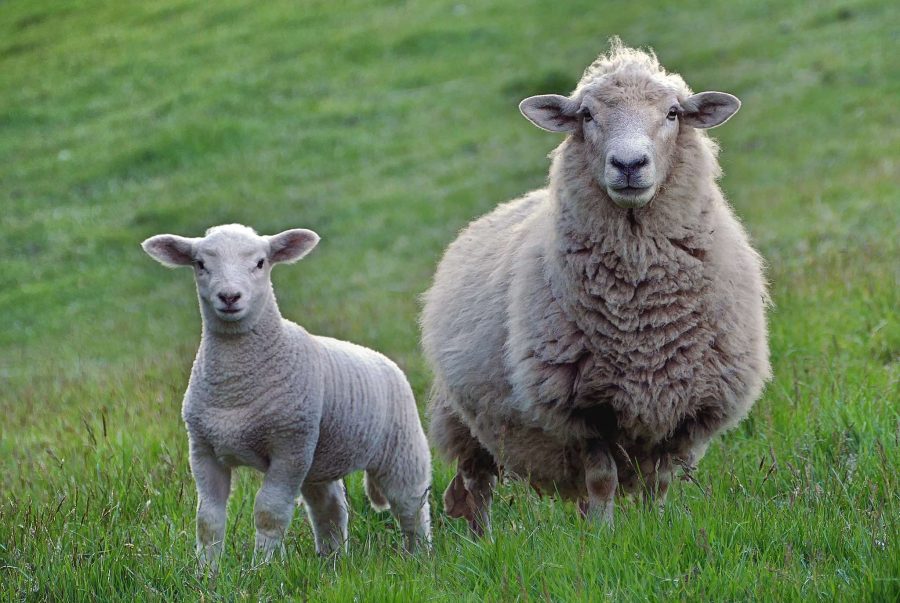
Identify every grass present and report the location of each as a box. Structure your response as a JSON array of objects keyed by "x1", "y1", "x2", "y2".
[{"x1": 1, "y1": 0, "x2": 897, "y2": 600}]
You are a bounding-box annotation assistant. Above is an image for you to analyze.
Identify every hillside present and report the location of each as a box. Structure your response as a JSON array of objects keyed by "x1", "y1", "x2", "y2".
[{"x1": 1, "y1": 0, "x2": 897, "y2": 599}]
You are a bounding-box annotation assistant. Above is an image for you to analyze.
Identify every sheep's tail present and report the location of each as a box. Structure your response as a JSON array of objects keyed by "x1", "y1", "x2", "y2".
[{"x1": 364, "y1": 472, "x2": 390, "y2": 511}]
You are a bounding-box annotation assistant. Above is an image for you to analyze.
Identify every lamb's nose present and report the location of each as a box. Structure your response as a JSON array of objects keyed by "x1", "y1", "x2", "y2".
[
  {"x1": 610, "y1": 154, "x2": 649, "y2": 177},
  {"x1": 218, "y1": 292, "x2": 241, "y2": 306}
]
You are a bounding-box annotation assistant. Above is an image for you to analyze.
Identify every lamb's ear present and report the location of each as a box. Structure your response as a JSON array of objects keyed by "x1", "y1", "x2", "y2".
[
  {"x1": 682, "y1": 92, "x2": 741, "y2": 129},
  {"x1": 519, "y1": 94, "x2": 579, "y2": 133},
  {"x1": 267, "y1": 229, "x2": 320, "y2": 264},
  {"x1": 141, "y1": 234, "x2": 196, "y2": 267}
]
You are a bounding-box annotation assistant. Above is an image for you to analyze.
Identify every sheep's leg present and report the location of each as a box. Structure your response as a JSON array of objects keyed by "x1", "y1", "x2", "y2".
[
  {"x1": 641, "y1": 454, "x2": 673, "y2": 513},
  {"x1": 253, "y1": 458, "x2": 307, "y2": 562},
  {"x1": 449, "y1": 449, "x2": 498, "y2": 537},
  {"x1": 650, "y1": 416, "x2": 716, "y2": 508},
  {"x1": 189, "y1": 439, "x2": 232, "y2": 571},
  {"x1": 443, "y1": 473, "x2": 472, "y2": 520},
  {"x1": 583, "y1": 440, "x2": 617, "y2": 526},
  {"x1": 430, "y1": 404, "x2": 498, "y2": 537},
  {"x1": 300, "y1": 480, "x2": 349, "y2": 556}
]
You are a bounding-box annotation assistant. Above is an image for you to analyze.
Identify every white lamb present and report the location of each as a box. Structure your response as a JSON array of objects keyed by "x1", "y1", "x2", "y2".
[
  {"x1": 422, "y1": 40, "x2": 771, "y2": 534},
  {"x1": 142, "y1": 224, "x2": 431, "y2": 566}
]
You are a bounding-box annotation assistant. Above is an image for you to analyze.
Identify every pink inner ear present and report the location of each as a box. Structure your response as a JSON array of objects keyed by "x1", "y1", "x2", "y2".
[
  {"x1": 144, "y1": 235, "x2": 194, "y2": 266},
  {"x1": 270, "y1": 230, "x2": 318, "y2": 263},
  {"x1": 683, "y1": 93, "x2": 740, "y2": 129},
  {"x1": 521, "y1": 95, "x2": 578, "y2": 133}
]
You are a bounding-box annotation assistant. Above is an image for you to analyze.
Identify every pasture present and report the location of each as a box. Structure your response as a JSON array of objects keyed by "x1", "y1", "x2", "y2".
[{"x1": 1, "y1": 0, "x2": 897, "y2": 600}]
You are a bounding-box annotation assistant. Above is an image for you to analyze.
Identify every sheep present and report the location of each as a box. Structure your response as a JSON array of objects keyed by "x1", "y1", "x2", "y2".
[
  {"x1": 421, "y1": 40, "x2": 771, "y2": 534},
  {"x1": 141, "y1": 224, "x2": 431, "y2": 567}
]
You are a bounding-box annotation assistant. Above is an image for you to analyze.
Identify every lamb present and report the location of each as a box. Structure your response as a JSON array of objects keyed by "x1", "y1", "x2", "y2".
[
  {"x1": 141, "y1": 224, "x2": 431, "y2": 566},
  {"x1": 421, "y1": 40, "x2": 771, "y2": 534}
]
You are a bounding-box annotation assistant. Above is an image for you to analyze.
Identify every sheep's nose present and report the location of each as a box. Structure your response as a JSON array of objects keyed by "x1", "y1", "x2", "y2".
[
  {"x1": 218, "y1": 292, "x2": 242, "y2": 306},
  {"x1": 610, "y1": 154, "x2": 649, "y2": 177}
]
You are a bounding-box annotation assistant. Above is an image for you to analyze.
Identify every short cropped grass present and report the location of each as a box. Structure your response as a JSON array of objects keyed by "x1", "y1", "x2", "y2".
[{"x1": 1, "y1": 0, "x2": 897, "y2": 600}]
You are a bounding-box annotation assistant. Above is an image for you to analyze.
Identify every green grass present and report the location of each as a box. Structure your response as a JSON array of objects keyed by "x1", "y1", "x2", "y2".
[{"x1": 1, "y1": 0, "x2": 898, "y2": 600}]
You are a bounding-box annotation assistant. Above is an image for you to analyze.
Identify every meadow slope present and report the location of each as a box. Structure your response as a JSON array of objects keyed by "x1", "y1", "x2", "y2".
[{"x1": 1, "y1": 0, "x2": 897, "y2": 600}]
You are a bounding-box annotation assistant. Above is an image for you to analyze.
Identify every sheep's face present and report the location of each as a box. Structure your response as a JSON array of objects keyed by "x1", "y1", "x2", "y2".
[
  {"x1": 142, "y1": 224, "x2": 320, "y2": 333},
  {"x1": 520, "y1": 79, "x2": 740, "y2": 209}
]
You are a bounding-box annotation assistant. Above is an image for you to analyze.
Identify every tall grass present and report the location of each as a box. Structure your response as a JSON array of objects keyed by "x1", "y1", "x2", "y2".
[{"x1": 1, "y1": 0, "x2": 897, "y2": 599}]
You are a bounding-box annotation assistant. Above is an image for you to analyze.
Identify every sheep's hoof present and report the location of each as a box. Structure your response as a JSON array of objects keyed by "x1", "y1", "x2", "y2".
[
  {"x1": 196, "y1": 540, "x2": 224, "y2": 575},
  {"x1": 444, "y1": 473, "x2": 493, "y2": 537},
  {"x1": 578, "y1": 498, "x2": 614, "y2": 527},
  {"x1": 468, "y1": 516, "x2": 487, "y2": 537},
  {"x1": 443, "y1": 474, "x2": 475, "y2": 520},
  {"x1": 577, "y1": 498, "x2": 590, "y2": 518},
  {"x1": 316, "y1": 548, "x2": 341, "y2": 559},
  {"x1": 253, "y1": 533, "x2": 285, "y2": 564}
]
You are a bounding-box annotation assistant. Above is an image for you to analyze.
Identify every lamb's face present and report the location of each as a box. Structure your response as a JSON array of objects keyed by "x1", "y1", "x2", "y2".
[
  {"x1": 142, "y1": 224, "x2": 320, "y2": 333},
  {"x1": 191, "y1": 228, "x2": 273, "y2": 324},
  {"x1": 519, "y1": 73, "x2": 740, "y2": 209}
]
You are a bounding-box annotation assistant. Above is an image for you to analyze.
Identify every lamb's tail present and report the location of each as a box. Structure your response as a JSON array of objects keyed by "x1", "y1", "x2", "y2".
[{"x1": 364, "y1": 472, "x2": 390, "y2": 511}]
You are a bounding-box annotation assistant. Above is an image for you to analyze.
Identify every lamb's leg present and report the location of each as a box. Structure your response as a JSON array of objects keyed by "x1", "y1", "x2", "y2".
[
  {"x1": 253, "y1": 458, "x2": 308, "y2": 562},
  {"x1": 366, "y1": 458, "x2": 432, "y2": 552},
  {"x1": 583, "y1": 440, "x2": 617, "y2": 526},
  {"x1": 300, "y1": 480, "x2": 349, "y2": 556},
  {"x1": 385, "y1": 487, "x2": 432, "y2": 553},
  {"x1": 189, "y1": 438, "x2": 232, "y2": 571},
  {"x1": 376, "y1": 473, "x2": 432, "y2": 553}
]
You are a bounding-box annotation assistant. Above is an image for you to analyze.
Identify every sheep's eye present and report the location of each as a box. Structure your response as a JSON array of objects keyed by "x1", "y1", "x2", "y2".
[
  {"x1": 195, "y1": 260, "x2": 205, "y2": 271},
  {"x1": 667, "y1": 107, "x2": 679, "y2": 121},
  {"x1": 256, "y1": 259, "x2": 265, "y2": 269},
  {"x1": 579, "y1": 108, "x2": 593, "y2": 123}
]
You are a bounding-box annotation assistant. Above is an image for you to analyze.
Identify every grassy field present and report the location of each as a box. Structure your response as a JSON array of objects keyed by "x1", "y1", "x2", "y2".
[{"x1": 1, "y1": 0, "x2": 898, "y2": 600}]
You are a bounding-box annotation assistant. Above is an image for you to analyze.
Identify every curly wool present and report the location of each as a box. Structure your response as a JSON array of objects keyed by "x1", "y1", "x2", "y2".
[
  {"x1": 144, "y1": 224, "x2": 432, "y2": 562},
  {"x1": 185, "y1": 312, "x2": 428, "y2": 490},
  {"x1": 422, "y1": 46, "x2": 770, "y2": 499}
]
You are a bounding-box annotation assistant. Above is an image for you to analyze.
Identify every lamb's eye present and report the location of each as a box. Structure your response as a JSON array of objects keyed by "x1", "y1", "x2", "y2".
[
  {"x1": 579, "y1": 108, "x2": 593, "y2": 123},
  {"x1": 196, "y1": 260, "x2": 205, "y2": 271},
  {"x1": 667, "y1": 107, "x2": 679, "y2": 121},
  {"x1": 256, "y1": 259, "x2": 265, "y2": 269}
]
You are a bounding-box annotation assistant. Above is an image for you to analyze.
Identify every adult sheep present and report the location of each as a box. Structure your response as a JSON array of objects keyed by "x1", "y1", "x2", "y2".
[
  {"x1": 422, "y1": 40, "x2": 770, "y2": 534},
  {"x1": 142, "y1": 224, "x2": 431, "y2": 566}
]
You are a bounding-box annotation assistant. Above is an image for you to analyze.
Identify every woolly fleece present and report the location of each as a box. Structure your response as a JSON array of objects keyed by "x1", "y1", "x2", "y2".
[
  {"x1": 143, "y1": 224, "x2": 431, "y2": 565},
  {"x1": 422, "y1": 42, "x2": 770, "y2": 531}
]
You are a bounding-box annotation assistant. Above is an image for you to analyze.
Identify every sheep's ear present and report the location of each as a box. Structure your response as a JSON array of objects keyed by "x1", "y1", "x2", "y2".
[
  {"x1": 141, "y1": 234, "x2": 196, "y2": 267},
  {"x1": 267, "y1": 229, "x2": 320, "y2": 264},
  {"x1": 519, "y1": 94, "x2": 579, "y2": 133},
  {"x1": 682, "y1": 92, "x2": 741, "y2": 129}
]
